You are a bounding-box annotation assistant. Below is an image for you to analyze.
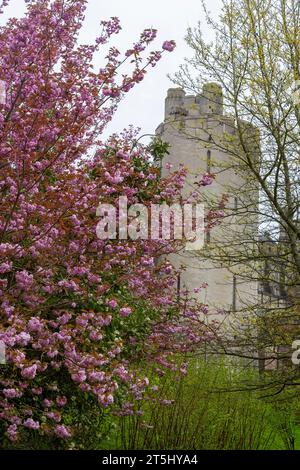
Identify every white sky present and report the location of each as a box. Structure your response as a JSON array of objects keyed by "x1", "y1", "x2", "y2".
[{"x1": 0, "y1": 0, "x2": 222, "y2": 140}]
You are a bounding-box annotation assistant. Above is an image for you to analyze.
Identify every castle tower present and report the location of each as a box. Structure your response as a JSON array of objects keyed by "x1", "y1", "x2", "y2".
[{"x1": 156, "y1": 84, "x2": 260, "y2": 321}]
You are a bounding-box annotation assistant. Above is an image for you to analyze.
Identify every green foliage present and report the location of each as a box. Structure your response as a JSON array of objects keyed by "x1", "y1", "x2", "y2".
[
  {"x1": 107, "y1": 359, "x2": 300, "y2": 450},
  {"x1": 148, "y1": 137, "x2": 170, "y2": 164},
  {"x1": 4, "y1": 358, "x2": 300, "y2": 450}
]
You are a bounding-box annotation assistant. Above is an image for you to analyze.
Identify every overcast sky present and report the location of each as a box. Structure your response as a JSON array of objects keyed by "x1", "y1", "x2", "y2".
[{"x1": 0, "y1": 0, "x2": 222, "y2": 140}]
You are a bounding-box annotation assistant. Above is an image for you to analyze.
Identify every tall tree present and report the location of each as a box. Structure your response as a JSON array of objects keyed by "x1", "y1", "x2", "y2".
[
  {"x1": 0, "y1": 0, "x2": 210, "y2": 445},
  {"x1": 172, "y1": 0, "x2": 300, "y2": 391}
]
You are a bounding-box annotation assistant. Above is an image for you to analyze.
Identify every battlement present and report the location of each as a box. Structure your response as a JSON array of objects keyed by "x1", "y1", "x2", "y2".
[{"x1": 165, "y1": 83, "x2": 223, "y2": 119}]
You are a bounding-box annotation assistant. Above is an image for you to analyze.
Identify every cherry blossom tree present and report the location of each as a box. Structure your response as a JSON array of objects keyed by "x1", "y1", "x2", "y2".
[{"x1": 0, "y1": 0, "x2": 212, "y2": 445}]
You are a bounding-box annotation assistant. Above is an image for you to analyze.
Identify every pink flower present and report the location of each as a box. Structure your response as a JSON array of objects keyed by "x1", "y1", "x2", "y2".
[
  {"x1": 98, "y1": 393, "x2": 114, "y2": 406},
  {"x1": 21, "y1": 364, "x2": 37, "y2": 380},
  {"x1": 71, "y1": 369, "x2": 86, "y2": 383},
  {"x1": 15, "y1": 270, "x2": 34, "y2": 289},
  {"x1": 0, "y1": 261, "x2": 12, "y2": 273},
  {"x1": 102, "y1": 87, "x2": 112, "y2": 96},
  {"x1": 28, "y1": 317, "x2": 43, "y2": 333},
  {"x1": 198, "y1": 173, "x2": 215, "y2": 187},
  {"x1": 88, "y1": 371, "x2": 105, "y2": 382},
  {"x1": 15, "y1": 332, "x2": 31, "y2": 346},
  {"x1": 23, "y1": 418, "x2": 40, "y2": 430},
  {"x1": 42, "y1": 399, "x2": 52, "y2": 408},
  {"x1": 102, "y1": 87, "x2": 120, "y2": 98},
  {"x1": 120, "y1": 307, "x2": 132, "y2": 317},
  {"x1": 140, "y1": 256, "x2": 154, "y2": 266},
  {"x1": 113, "y1": 365, "x2": 130, "y2": 381},
  {"x1": 3, "y1": 388, "x2": 19, "y2": 398},
  {"x1": 116, "y1": 150, "x2": 129, "y2": 160},
  {"x1": 201, "y1": 305, "x2": 209, "y2": 314},
  {"x1": 89, "y1": 330, "x2": 103, "y2": 341},
  {"x1": 55, "y1": 424, "x2": 71, "y2": 439},
  {"x1": 107, "y1": 299, "x2": 118, "y2": 309},
  {"x1": 56, "y1": 396, "x2": 67, "y2": 407},
  {"x1": 7, "y1": 424, "x2": 18, "y2": 442},
  {"x1": 46, "y1": 411, "x2": 61, "y2": 422},
  {"x1": 104, "y1": 170, "x2": 124, "y2": 184},
  {"x1": 160, "y1": 399, "x2": 175, "y2": 406},
  {"x1": 162, "y1": 40, "x2": 176, "y2": 52}
]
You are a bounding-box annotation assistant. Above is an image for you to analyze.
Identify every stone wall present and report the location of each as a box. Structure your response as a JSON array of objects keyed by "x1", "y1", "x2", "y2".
[{"x1": 156, "y1": 84, "x2": 259, "y2": 322}]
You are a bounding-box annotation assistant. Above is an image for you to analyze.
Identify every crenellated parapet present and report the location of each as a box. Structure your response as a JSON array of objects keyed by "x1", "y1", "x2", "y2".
[{"x1": 165, "y1": 83, "x2": 223, "y2": 120}]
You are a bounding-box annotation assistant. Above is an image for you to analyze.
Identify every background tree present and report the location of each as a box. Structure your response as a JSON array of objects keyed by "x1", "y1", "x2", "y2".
[{"x1": 172, "y1": 0, "x2": 300, "y2": 392}]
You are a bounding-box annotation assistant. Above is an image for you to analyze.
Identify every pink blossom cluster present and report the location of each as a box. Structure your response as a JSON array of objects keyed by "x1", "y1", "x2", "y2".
[{"x1": 197, "y1": 172, "x2": 215, "y2": 187}]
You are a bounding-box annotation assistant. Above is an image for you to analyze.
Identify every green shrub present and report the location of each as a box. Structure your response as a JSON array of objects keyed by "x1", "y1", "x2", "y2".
[{"x1": 109, "y1": 358, "x2": 299, "y2": 450}]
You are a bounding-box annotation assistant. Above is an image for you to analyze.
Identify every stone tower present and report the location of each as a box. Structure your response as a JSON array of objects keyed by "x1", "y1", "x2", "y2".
[{"x1": 156, "y1": 84, "x2": 260, "y2": 321}]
